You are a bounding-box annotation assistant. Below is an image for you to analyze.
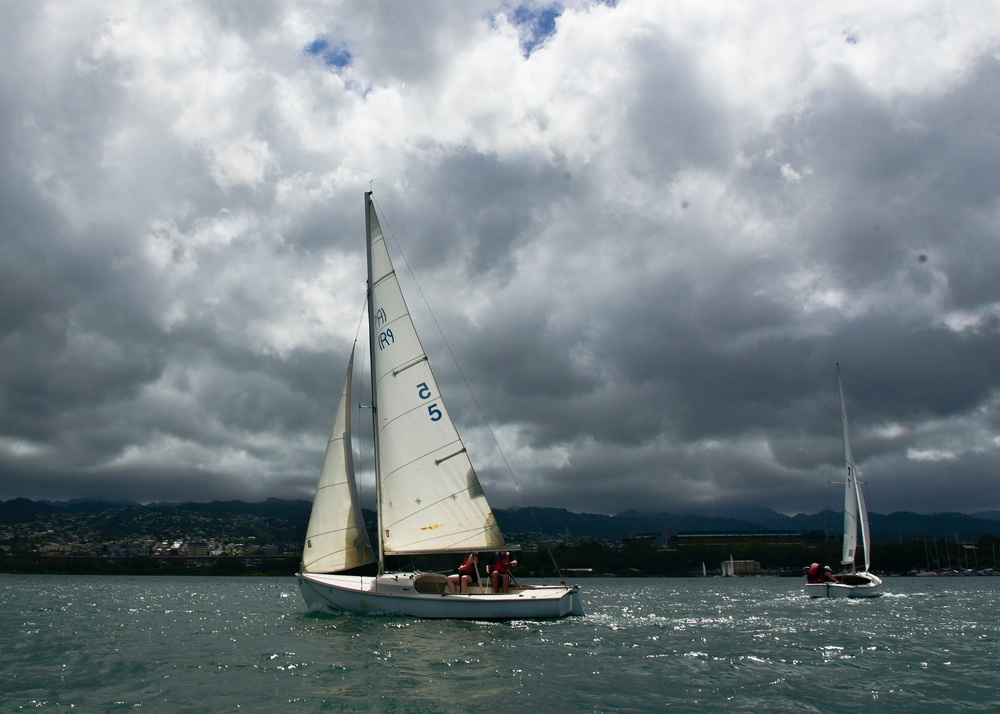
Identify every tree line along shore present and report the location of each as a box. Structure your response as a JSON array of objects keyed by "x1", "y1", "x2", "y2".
[{"x1": 3, "y1": 534, "x2": 997, "y2": 577}]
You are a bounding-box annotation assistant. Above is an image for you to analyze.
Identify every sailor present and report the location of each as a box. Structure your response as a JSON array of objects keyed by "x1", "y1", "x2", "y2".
[
  {"x1": 490, "y1": 551, "x2": 518, "y2": 593},
  {"x1": 447, "y1": 552, "x2": 480, "y2": 593}
]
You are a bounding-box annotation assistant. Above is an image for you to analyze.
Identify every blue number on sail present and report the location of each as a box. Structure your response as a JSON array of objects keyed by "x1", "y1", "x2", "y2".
[
  {"x1": 417, "y1": 384, "x2": 440, "y2": 421},
  {"x1": 378, "y1": 329, "x2": 394, "y2": 350},
  {"x1": 375, "y1": 307, "x2": 387, "y2": 326}
]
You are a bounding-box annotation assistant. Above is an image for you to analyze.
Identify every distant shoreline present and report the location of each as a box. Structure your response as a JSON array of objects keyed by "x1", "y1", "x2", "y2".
[
  {"x1": 3, "y1": 555, "x2": 997, "y2": 579},
  {"x1": 0, "y1": 554, "x2": 300, "y2": 577}
]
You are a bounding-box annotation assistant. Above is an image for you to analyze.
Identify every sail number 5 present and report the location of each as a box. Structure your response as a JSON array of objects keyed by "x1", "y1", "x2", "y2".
[{"x1": 416, "y1": 382, "x2": 442, "y2": 422}]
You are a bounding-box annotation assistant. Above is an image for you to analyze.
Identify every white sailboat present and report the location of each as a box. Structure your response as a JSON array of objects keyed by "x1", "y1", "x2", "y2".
[
  {"x1": 298, "y1": 192, "x2": 584, "y2": 619},
  {"x1": 805, "y1": 365, "x2": 883, "y2": 598},
  {"x1": 721, "y1": 555, "x2": 736, "y2": 577}
]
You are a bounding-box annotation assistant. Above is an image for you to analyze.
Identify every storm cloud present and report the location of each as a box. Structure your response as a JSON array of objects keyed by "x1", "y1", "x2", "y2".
[{"x1": 2, "y1": 1, "x2": 999, "y2": 516}]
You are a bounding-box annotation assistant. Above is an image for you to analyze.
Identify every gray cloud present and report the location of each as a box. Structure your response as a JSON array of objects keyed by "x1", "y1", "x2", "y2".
[{"x1": 1, "y1": 2, "x2": 999, "y2": 516}]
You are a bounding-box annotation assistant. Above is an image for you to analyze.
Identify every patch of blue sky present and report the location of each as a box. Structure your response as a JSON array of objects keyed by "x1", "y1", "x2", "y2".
[
  {"x1": 511, "y1": 3, "x2": 562, "y2": 57},
  {"x1": 304, "y1": 37, "x2": 352, "y2": 69}
]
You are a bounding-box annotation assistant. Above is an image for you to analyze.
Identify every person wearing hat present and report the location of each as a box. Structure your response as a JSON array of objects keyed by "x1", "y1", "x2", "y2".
[{"x1": 822, "y1": 565, "x2": 838, "y2": 583}]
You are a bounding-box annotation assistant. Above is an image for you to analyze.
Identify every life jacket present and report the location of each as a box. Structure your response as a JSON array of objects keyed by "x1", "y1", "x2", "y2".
[
  {"x1": 458, "y1": 554, "x2": 477, "y2": 575},
  {"x1": 492, "y1": 552, "x2": 513, "y2": 574},
  {"x1": 806, "y1": 563, "x2": 821, "y2": 583}
]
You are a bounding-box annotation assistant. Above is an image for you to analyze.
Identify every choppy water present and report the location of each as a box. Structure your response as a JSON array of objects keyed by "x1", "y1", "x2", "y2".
[{"x1": 2, "y1": 574, "x2": 997, "y2": 712}]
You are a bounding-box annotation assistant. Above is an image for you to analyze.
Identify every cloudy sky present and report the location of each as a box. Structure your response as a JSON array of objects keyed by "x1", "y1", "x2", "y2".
[{"x1": 2, "y1": 1, "x2": 1000, "y2": 516}]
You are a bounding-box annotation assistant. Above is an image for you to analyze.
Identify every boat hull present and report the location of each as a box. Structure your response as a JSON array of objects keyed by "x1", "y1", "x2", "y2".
[
  {"x1": 805, "y1": 572, "x2": 883, "y2": 598},
  {"x1": 299, "y1": 571, "x2": 585, "y2": 620}
]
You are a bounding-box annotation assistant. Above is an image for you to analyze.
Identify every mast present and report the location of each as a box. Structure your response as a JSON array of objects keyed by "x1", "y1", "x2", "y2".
[
  {"x1": 837, "y1": 363, "x2": 858, "y2": 571},
  {"x1": 365, "y1": 191, "x2": 385, "y2": 573}
]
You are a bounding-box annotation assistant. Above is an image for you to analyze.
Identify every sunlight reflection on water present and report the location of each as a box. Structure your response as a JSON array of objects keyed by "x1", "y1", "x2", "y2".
[{"x1": 2, "y1": 575, "x2": 998, "y2": 712}]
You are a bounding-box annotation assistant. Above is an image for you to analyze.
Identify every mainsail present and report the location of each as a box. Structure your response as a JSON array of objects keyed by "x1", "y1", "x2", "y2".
[
  {"x1": 365, "y1": 194, "x2": 505, "y2": 556},
  {"x1": 301, "y1": 348, "x2": 375, "y2": 573},
  {"x1": 837, "y1": 365, "x2": 871, "y2": 573}
]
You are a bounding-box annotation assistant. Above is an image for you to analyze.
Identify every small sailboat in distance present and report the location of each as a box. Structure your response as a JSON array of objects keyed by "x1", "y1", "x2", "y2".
[
  {"x1": 805, "y1": 365, "x2": 883, "y2": 598},
  {"x1": 721, "y1": 555, "x2": 736, "y2": 577},
  {"x1": 297, "y1": 192, "x2": 584, "y2": 619}
]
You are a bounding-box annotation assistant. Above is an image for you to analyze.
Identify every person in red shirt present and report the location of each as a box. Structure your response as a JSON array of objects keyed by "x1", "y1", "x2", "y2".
[
  {"x1": 489, "y1": 551, "x2": 518, "y2": 593},
  {"x1": 447, "y1": 552, "x2": 480, "y2": 593}
]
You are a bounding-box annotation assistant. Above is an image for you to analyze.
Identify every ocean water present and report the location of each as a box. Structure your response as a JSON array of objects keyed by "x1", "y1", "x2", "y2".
[{"x1": 2, "y1": 574, "x2": 997, "y2": 712}]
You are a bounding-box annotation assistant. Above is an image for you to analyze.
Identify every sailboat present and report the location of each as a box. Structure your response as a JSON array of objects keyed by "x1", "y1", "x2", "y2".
[
  {"x1": 297, "y1": 192, "x2": 584, "y2": 619},
  {"x1": 805, "y1": 365, "x2": 883, "y2": 598},
  {"x1": 721, "y1": 555, "x2": 736, "y2": 577}
]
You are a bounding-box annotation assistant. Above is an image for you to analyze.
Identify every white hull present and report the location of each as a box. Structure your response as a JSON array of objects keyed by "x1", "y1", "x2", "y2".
[
  {"x1": 805, "y1": 572, "x2": 883, "y2": 598},
  {"x1": 299, "y1": 571, "x2": 584, "y2": 620}
]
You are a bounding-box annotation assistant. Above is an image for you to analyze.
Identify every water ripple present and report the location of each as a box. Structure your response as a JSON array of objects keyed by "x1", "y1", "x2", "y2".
[{"x1": 2, "y1": 575, "x2": 999, "y2": 711}]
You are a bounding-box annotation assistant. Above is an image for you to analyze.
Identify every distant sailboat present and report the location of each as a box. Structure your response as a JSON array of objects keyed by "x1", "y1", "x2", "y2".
[
  {"x1": 805, "y1": 365, "x2": 883, "y2": 598},
  {"x1": 721, "y1": 554, "x2": 736, "y2": 577},
  {"x1": 297, "y1": 192, "x2": 584, "y2": 619}
]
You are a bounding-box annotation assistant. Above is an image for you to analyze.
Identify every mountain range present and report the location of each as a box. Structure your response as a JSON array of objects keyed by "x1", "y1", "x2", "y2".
[{"x1": 2, "y1": 498, "x2": 999, "y2": 544}]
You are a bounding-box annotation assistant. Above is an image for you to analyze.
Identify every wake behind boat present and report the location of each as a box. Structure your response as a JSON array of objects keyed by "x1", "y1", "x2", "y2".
[
  {"x1": 805, "y1": 365, "x2": 883, "y2": 598},
  {"x1": 297, "y1": 192, "x2": 583, "y2": 619}
]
